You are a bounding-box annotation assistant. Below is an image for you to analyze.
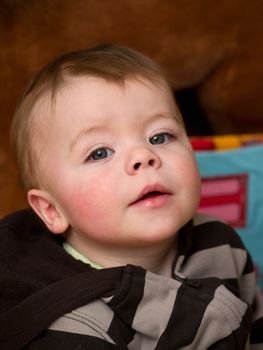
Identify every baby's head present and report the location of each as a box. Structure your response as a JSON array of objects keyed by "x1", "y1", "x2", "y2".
[
  {"x1": 11, "y1": 44, "x2": 179, "y2": 192},
  {"x1": 10, "y1": 44, "x2": 200, "y2": 256}
]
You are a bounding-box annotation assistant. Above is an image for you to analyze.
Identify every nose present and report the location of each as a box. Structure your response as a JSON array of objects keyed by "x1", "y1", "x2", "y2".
[{"x1": 126, "y1": 147, "x2": 161, "y2": 175}]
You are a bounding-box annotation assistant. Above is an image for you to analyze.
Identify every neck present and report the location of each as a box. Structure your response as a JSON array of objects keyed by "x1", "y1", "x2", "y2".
[{"x1": 65, "y1": 233, "x2": 177, "y2": 277}]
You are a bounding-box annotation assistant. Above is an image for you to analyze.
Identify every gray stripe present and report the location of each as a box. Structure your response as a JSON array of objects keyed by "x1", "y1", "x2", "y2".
[
  {"x1": 48, "y1": 300, "x2": 115, "y2": 344},
  {"x1": 193, "y1": 212, "x2": 218, "y2": 225},
  {"x1": 178, "y1": 284, "x2": 248, "y2": 349},
  {"x1": 178, "y1": 245, "x2": 247, "y2": 279},
  {"x1": 240, "y1": 271, "x2": 257, "y2": 304},
  {"x1": 128, "y1": 271, "x2": 181, "y2": 350}
]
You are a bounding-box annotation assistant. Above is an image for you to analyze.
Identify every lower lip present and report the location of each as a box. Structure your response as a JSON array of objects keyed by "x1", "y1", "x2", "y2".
[{"x1": 131, "y1": 193, "x2": 172, "y2": 209}]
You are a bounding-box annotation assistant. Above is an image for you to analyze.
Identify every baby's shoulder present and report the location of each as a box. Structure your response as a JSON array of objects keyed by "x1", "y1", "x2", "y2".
[{"x1": 192, "y1": 212, "x2": 246, "y2": 250}]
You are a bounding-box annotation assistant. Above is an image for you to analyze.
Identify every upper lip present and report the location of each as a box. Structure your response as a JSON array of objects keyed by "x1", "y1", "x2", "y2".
[{"x1": 130, "y1": 183, "x2": 171, "y2": 205}]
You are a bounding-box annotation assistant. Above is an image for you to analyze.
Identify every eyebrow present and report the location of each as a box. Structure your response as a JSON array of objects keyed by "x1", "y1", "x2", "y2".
[
  {"x1": 145, "y1": 113, "x2": 181, "y2": 126},
  {"x1": 69, "y1": 113, "x2": 180, "y2": 152},
  {"x1": 69, "y1": 125, "x2": 108, "y2": 152}
]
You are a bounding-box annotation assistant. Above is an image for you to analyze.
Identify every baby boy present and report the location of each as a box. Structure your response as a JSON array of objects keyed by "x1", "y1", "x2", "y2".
[{"x1": 1, "y1": 44, "x2": 262, "y2": 349}]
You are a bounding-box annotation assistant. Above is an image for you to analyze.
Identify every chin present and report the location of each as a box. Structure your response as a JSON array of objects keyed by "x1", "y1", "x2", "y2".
[{"x1": 133, "y1": 226, "x2": 179, "y2": 245}]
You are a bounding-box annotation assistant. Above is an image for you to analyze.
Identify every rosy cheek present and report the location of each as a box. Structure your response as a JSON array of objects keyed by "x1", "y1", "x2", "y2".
[{"x1": 68, "y1": 181, "x2": 114, "y2": 223}]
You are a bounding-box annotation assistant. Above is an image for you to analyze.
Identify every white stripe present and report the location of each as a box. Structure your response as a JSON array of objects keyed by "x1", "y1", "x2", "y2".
[
  {"x1": 179, "y1": 284, "x2": 248, "y2": 349},
  {"x1": 48, "y1": 300, "x2": 115, "y2": 344},
  {"x1": 128, "y1": 271, "x2": 181, "y2": 350},
  {"x1": 178, "y1": 245, "x2": 247, "y2": 280}
]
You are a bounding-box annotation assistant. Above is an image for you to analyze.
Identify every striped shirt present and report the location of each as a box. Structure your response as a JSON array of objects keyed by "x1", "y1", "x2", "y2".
[{"x1": 0, "y1": 209, "x2": 262, "y2": 349}]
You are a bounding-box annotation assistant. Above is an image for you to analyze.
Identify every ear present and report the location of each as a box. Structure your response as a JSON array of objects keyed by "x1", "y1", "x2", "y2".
[{"x1": 27, "y1": 189, "x2": 69, "y2": 234}]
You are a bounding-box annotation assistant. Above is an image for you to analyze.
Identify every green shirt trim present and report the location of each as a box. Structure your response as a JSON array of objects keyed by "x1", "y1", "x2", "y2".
[{"x1": 63, "y1": 242, "x2": 103, "y2": 270}]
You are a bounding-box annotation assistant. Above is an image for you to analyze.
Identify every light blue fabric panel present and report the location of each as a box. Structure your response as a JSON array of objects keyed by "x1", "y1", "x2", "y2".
[{"x1": 195, "y1": 145, "x2": 263, "y2": 290}]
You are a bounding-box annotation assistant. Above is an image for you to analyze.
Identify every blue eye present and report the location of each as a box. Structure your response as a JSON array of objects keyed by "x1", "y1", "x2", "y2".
[
  {"x1": 87, "y1": 147, "x2": 113, "y2": 161},
  {"x1": 150, "y1": 133, "x2": 174, "y2": 145}
]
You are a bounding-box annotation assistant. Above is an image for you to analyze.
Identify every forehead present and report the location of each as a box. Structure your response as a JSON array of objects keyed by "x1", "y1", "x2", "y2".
[{"x1": 32, "y1": 76, "x2": 182, "y2": 134}]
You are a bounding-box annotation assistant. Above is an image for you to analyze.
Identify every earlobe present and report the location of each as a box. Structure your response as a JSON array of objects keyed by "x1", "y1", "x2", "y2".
[{"x1": 27, "y1": 189, "x2": 69, "y2": 234}]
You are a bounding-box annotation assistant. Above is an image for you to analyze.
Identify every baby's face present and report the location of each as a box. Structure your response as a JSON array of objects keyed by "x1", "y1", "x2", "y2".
[{"x1": 34, "y1": 76, "x2": 201, "y2": 247}]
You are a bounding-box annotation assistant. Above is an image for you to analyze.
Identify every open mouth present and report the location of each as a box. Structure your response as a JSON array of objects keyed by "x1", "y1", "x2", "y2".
[
  {"x1": 137, "y1": 191, "x2": 166, "y2": 202},
  {"x1": 130, "y1": 185, "x2": 172, "y2": 207}
]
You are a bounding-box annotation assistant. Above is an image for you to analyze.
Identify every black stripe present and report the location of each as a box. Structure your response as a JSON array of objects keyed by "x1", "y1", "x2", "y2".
[
  {"x1": 0, "y1": 268, "x2": 123, "y2": 350},
  {"x1": 191, "y1": 221, "x2": 247, "y2": 253},
  {"x1": 156, "y1": 278, "x2": 219, "y2": 348},
  {"x1": 107, "y1": 266, "x2": 146, "y2": 346},
  {"x1": 243, "y1": 250, "x2": 254, "y2": 274},
  {"x1": 221, "y1": 278, "x2": 242, "y2": 297},
  {"x1": 250, "y1": 317, "x2": 263, "y2": 343},
  {"x1": 107, "y1": 317, "x2": 135, "y2": 349},
  {"x1": 24, "y1": 329, "x2": 117, "y2": 350}
]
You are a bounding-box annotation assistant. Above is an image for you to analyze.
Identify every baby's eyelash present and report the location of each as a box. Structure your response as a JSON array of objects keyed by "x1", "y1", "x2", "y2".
[
  {"x1": 149, "y1": 132, "x2": 175, "y2": 145},
  {"x1": 86, "y1": 147, "x2": 114, "y2": 162}
]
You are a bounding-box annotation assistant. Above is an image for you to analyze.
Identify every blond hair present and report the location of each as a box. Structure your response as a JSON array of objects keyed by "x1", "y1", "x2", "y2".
[{"x1": 10, "y1": 44, "x2": 180, "y2": 191}]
